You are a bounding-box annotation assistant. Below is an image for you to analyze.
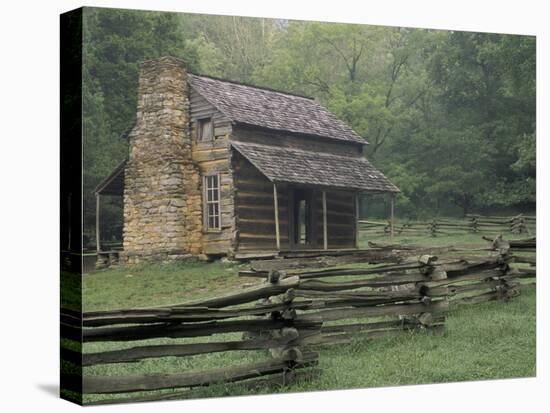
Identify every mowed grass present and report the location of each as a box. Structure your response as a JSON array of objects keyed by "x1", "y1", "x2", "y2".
[
  {"x1": 359, "y1": 230, "x2": 533, "y2": 248},
  {"x1": 200, "y1": 286, "x2": 536, "y2": 398},
  {"x1": 81, "y1": 230, "x2": 532, "y2": 312},
  {"x1": 82, "y1": 260, "x2": 249, "y2": 312},
  {"x1": 306, "y1": 286, "x2": 536, "y2": 389},
  {"x1": 73, "y1": 232, "x2": 536, "y2": 403},
  {"x1": 75, "y1": 287, "x2": 535, "y2": 404}
]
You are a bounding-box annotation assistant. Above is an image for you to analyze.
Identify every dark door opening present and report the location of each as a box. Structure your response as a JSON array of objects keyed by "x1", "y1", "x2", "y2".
[{"x1": 289, "y1": 188, "x2": 316, "y2": 249}]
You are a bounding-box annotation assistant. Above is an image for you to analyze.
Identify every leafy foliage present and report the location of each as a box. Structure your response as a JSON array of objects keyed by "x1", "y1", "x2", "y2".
[{"x1": 82, "y1": 8, "x2": 202, "y2": 237}]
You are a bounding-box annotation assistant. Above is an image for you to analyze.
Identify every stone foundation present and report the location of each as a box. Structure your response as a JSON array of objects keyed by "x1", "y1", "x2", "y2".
[{"x1": 122, "y1": 57, "x2": 203, "y2": 263}]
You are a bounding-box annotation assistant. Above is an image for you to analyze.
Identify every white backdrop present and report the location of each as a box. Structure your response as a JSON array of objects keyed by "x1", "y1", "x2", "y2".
[{"x1": 0, "y1": 0, "x2": 547, "y2": 411}]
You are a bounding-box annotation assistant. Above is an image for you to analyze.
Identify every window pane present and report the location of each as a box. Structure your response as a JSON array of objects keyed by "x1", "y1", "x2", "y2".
[
  {"x1": 204, "y1": 174, "x2": 221, "y2": 230},
  {"x1": 200, "y1": 119, "x2": 213, "y2": 141},
  {"x1": 205, "y1": 121, "x2": 212, "y2": 139}
]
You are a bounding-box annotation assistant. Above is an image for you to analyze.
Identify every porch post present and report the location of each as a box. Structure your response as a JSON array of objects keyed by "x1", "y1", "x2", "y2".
[
  {"x1": 390, "y1": 193, "x2": 395, "y2": 239},
  {"x1": 322, "y1": 190, "x2": 328, "y2": 250},
  {"x1": 355, "y1": 192, "x2": 359, "y2": 248},
  {"x1": 96, "y1": 193, "x2": 101, "y2": 252},
  {"x1": 273, "y1": 183, "x2": 280, "y2": 250}
]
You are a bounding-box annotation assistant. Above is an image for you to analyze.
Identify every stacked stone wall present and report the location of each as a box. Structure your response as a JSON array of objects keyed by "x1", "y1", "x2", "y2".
[{"x1": 122, "y1": 57, "x2": 202, "y2": 263}]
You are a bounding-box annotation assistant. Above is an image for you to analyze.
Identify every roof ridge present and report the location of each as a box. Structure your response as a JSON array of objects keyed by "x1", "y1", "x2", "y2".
[{"x1": 188, "y1": 72, "x2": 314, "y2": 100}]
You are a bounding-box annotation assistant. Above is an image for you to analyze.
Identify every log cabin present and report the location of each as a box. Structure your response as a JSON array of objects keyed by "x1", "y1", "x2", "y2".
[{"x1": 95, "y1": 56, "x2": 399, "y2": 263}]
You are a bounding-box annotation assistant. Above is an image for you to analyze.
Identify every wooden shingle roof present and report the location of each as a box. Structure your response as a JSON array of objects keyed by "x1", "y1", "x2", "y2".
[
  {"x1": 95, "y1": 159, "x2": 126, "y2": 196},
  {"x1": 232, "y1": 142, "x2": 399, "y2": 193},
  {"x1": 188, "y1": 74, "x2": 365, "y2": 144}
]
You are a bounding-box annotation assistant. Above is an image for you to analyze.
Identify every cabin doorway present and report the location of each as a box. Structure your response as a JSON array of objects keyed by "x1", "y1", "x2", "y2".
[{"x1": 289, "y1": 188, "x2": 316, "y2": 249}]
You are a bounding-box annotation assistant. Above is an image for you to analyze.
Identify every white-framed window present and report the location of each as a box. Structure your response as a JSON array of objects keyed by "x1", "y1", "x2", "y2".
[
  {"x1": 203, "y1": 174, "x2": 221, "y2": 230},
  {"x1": 198, "y1": 118, "x2": 213, "y2": 142}
]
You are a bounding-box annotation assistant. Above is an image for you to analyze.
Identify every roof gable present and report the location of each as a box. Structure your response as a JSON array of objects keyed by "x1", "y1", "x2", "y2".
[{"x1": 188, "y1": 74, "x2": 366, "y2": 144}]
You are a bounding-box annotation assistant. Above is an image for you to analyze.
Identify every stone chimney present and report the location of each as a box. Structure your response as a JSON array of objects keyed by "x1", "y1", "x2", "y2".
[{"x1": 122, "y1": 56, "x2": 202, "y2": 263}]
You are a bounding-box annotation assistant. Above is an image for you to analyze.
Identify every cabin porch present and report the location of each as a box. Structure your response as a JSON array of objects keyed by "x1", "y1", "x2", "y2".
[
  {"x1": 233, "y1": 181, "x2": 397, "y2": 256},
  {"x1": 231, "y1": 143, "x2": 398, "y2": 254},
  {"x1": 93, "y1": 160, "x2": 126, "y2": 268}
]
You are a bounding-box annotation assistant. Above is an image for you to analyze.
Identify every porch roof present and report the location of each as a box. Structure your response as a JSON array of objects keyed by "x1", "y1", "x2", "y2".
[
  {"x1": 231, "y1": 142, "x2": 399, "y2": 193},
  {"x1": 95, "y1": 159, "x2": 126, "y2": 196}
]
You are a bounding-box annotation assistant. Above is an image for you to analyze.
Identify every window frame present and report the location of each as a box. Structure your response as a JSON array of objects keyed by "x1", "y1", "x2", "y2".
[
  {"x1": 197, "y1": 117, "x2": 214, "y2": 142},
  {"x1": 202, "y1": 173, "x2": 222, "y2": 232}
]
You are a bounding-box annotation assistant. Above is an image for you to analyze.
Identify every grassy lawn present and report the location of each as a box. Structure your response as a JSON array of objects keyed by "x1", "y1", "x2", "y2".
[
  {"x1": 359, "y1": 231, "x2": 532, "y2": 248},
  {"x1": 82, "y1": 260, "x2": 250, "y2": 312},
  {"x1": 196, "y1": 286, "x2": 536, "y2": 399},
  {"x1": 304, "y1": 286, "x2": 535, "y2": 389},
  {"x1": 80, "y1": 231, "x2": 531, "y2": 312},
  {"x1": 72, "y1": 232, "x2": 536, "y2": 403}
]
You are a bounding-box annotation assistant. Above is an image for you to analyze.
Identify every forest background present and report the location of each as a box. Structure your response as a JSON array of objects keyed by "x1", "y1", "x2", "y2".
[{"x1": 81, "y1": 8, "x2": 536, "y2": 243}]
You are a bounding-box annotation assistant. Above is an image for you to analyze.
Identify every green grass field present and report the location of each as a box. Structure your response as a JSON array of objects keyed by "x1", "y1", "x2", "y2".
[
  {"x1": 359, "y1": 230, "x2": 532, "y2": 248},
  {"x1": 82, "y1": 260, "x2": 247, "y2": 312},
  {"x1": 69, "y1": 232, "x2": 536, "y2": 403}
]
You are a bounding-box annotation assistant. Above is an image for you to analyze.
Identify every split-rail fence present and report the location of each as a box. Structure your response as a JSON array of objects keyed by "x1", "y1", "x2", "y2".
[
  {"x1": 61, "y1": 236, "x2": 535, "y2": 404},
  {"x1": 360, "y1": 214, "x2": 535, "y2": 238}
]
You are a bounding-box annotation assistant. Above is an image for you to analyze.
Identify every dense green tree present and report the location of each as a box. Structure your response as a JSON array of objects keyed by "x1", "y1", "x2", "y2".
[
  {"x1": 82, "y1": 8, "x2": 202, "y2": 242},
  {"x1": 423, "y1": 31, "x2": 535, "y2": 213},
  {"x1": 179, "y1": 14, "x2": 284, "y2": 81}
]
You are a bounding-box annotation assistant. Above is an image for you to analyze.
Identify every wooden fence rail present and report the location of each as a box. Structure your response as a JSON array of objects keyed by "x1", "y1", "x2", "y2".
[
  {"x1": 241, "y1": 235, "x2": 534, "y2": 339},
  {"x1": 61, "y1": 235, "x2": 535, "y2": 404},
  {"x1": 360, "y1": 214, "x2": 535, "y2": 237},
  {"x1": 60, "y1": 271, "x2": 322, "y2": 404}
]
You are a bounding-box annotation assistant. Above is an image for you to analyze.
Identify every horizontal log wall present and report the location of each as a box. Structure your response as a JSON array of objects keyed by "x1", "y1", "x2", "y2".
[
  {"x1": 190, "y1": 89, "x2": 233, "y2": 141},
  {"x1": 233, "y1": 153, "x2": 290, "y2": 251},
  {"x1": 190, "y1": 89, "x2": 236, "y2": 254},
  {"x1": 231, "y1": 126, "x2": 361, "y2": 250},
  {"x1": 326, "y1": 190, "x2": 356, "y2": 248},
  {"x1": 231, "y1": 125, "x2": 364, "y2": 157}
]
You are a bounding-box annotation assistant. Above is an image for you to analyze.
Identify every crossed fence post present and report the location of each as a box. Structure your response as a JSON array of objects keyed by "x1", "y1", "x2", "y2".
[{"x1": 260, "y1": 270, "x2": 320, "y2": 384}]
